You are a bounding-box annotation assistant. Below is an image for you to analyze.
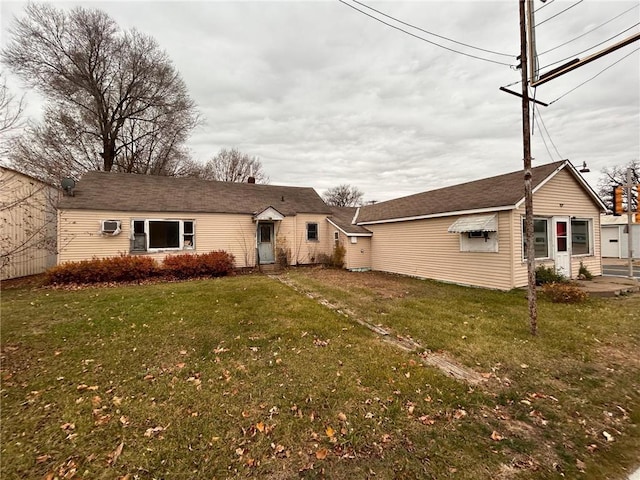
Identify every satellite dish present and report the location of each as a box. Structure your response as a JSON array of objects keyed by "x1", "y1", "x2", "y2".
[{"x1": 61, "y1": 178, "x2": 75, "y2": 195}]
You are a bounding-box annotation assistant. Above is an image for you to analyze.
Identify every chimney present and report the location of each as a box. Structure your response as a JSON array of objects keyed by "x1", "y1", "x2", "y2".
[{"x1": 248, "y1": 176, "x2": 256, "y2": 184}]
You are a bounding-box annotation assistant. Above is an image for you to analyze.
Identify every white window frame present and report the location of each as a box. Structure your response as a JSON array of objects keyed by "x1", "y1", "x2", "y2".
[
  {"x1": 522, "y1": 217, "x2": 551, "y2": 260},
  {"x1": 131, "y1": 219, "x2": 195, "y2": 252},
  {"x1": 570, "y1": 218, "x2": 593, "y2": 256}
]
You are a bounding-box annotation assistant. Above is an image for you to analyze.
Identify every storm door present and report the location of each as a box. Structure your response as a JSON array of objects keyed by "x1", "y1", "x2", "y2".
[{"x1": 258, "y1": 222, "x2": 275, "y2": 264}]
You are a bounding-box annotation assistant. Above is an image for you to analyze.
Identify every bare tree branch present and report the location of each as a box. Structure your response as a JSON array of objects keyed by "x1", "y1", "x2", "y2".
[{"x1": 323, "y1": 184, "x2": 364, "y2": 207}]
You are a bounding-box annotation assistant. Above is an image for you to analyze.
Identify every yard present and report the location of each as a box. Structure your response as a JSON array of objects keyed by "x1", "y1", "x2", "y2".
[{"x1": 1, "y1": 268, "x2": 639, "y2": 479}]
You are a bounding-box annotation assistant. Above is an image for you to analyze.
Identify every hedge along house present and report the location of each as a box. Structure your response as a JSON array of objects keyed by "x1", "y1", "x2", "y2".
[
  {"x1": 352, "y1": 160, "x2": 606, "y2": 290},
  {"x1": 56, "y1": 172, "x2": 334, "y2": 269}
]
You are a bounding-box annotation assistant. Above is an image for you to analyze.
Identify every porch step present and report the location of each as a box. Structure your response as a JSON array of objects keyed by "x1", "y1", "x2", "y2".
[{"x1": 259, "y1": 263, "x2": 281, "y2": 273}]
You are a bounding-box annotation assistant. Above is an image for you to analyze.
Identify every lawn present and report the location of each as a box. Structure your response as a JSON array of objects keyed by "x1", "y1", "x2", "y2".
[{"x1": 1, "y1": 269, "x2": 639, "y2": 479}]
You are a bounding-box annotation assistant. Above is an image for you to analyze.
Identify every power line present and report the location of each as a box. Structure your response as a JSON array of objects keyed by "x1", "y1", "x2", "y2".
[
  {"x1": 538, "y1": 4, "x2": 639, "y2": 56},
  {"x1": 538, "y1": 23, "x2": 639, "y2": 72},
  {"x1": 535, "y1": 107, "x2": 563, "y2": 159},
  {"x1": 548, "y1": 46, "x2": 640, "y2": 104},
  {"x1": 534, "y1": 0, "x2": 555, "y2": 14},
  {"x1": 337, "y1": 0, "x2": 514, "y2": 67},
  {"x1": 349, "y1": 0, "x2": 514, "y2": 58},
  {"x1": 536, "y1": 0, "x2": 584, "y2": 27},
  {"x1": 533, "y1": 110, "x2": 556, "y2": 162}
]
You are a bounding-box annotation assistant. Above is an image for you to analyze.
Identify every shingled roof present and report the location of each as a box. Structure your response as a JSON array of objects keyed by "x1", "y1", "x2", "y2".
[
  {"x1": 356, "y1": 161, "x2": 600, "y2": 224},
  {"x1": 327, "y1": 207, "x2": 372, "y2": 235},
  {"x1": 58, "y1": 171, "x2": 332, "y2": 216}
]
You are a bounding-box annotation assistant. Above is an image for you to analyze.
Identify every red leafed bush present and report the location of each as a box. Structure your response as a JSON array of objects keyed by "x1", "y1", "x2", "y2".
[
  {"x1": 46, "y1": 255, "x2": 160, "y2": 285},
  {"x1": 541, "y1": 282, "x2": 588, "y2": 303},
  {"x1": 162, "y1": 251, "x2": 235, "y2": 279}
]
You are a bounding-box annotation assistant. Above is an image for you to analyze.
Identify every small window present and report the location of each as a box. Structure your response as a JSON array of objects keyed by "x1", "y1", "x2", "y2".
[
  {"x1": 571, "y1": 219, "x2": 591, "y2": 255},
  {"x1": 468, "y1": 231, "x2": 484, "y2": 238},
  {"x1": 132, "y1": 220, "x2": 146, "y2": 251},
  {"x1": 334, "y1": 231, "x2": 339, "y2": 246},
  {"x1": 307, "y1": 223, "x2": 318, "y2": 241},
  {"x1": 523, "y1": 218, "x2": 549, "y2": 259},
  {"x1": 184, "y1": 221, "x2": 195, "y2": 249}
]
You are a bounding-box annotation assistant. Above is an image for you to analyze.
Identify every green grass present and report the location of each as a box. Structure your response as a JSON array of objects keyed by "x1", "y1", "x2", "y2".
[{"x1": 1, "y1": 271, "x2": 639, "y2": 479}]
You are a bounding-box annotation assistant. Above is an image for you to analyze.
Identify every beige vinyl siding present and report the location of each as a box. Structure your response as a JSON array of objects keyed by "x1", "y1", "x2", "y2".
[
  {"x1": 1, "y1": 168, "x2": 59, "y2": 280},
  {"x1": 58, "y1": 210, "x2": 258, "y2": 268},
  {"x1": 58, "y1": 210, "x2": 334, "y2": 268},
  {"x1": 368, "y1": 212, "x2": 514, "y2": 290},
  {"x1": 343, "y1": 235, "x2": 372, "y2": 270},
  {"x1": 512, "y1": 168, "x2": 602, "y2": 286}
]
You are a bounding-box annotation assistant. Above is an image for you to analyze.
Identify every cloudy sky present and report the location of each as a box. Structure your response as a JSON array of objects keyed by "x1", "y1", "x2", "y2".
[{"x1": 1, "y1": 0, "x2": 639, "y2": 202}]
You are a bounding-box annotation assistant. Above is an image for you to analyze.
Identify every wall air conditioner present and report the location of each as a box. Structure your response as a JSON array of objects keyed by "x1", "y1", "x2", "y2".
[{"x1": 101, "y1": 220, "x2": 122, "y2": 236}]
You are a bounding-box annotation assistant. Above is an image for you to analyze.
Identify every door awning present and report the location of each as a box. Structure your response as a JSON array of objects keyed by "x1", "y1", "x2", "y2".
[
  {"x1": 448, "y1": 214, "x2": 497, "y2": 233},
  {"x1": 253, "y1": 206, "x2": 285, "y2": 221}
]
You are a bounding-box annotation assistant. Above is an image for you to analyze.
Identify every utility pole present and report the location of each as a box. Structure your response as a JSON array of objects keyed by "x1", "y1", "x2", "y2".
[
  {"x1": 519, "y1": 0, "x2": 537, "y2": 336},
  {"x1": 627, "y1": 168, "x2": 634, "y2": 278}
]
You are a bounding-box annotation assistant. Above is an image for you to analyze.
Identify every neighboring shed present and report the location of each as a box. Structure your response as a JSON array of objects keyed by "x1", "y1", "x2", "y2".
[
  {"x1": 601, "y1": 214, "x2": 640, "y2": 259},
  {"x1": 326, "y1": 207, "x2": 372, "y2": 271},
  {"x1": 57, "y1": 172, "x2": 333, "y2": 268},
  {"x1": 1, "y1": 166, "x2": 59, "y2": 280},
  {"x1": 354, "y1": 160, "x2": 606, "y2": 290}
]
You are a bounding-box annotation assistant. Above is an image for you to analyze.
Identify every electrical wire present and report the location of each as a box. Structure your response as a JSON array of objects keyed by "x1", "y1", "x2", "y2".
[
  {"x1": 536, "y1": 108, "x2": 563, "y2": 159},
  {"x1": 337, "y1": 0, "x2": 514, "y2": 67},
  {"x1": 349, "y1": 0, "x2": 514, "y2": 58},
  {"x1": 548, "y1": 46, "x2": 640, "y2": 105},
  {"x1": 534, "y1": 0, "x2": 555, "y2": 14},
  {"x1": 536, "y1": 0, "x2": 584, "y2": 27},
  {"x1": 538, "y1": 4, "x2": 639, "y2": 56},
  {"x1": 538, "y1": 22, "x2": 639, "y2": 71},
  {"x1": 534, "y1": 110, "x2": 557, "y2": 162}
]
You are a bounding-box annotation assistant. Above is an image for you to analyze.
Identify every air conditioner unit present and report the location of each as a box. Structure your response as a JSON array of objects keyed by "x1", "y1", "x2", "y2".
[{"x1": 101, "y1": 220, "x2": 121, "y2": 235}]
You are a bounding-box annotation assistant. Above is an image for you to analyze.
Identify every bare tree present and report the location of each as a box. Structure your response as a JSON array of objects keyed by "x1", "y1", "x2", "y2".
[
  {"x1": 192, "y1": 148, "x2": 270, "y2": 183},
  {"x1": 597, "y1": 160, "x2": 639, "y2": 213},
  {"x1": 2, "y1": 3, "x2": 199, "y2": 181},
  {"x1": 323, "y1": 184, "x2": 364, "y2": 207},
  {"x1": 0, "y1": 74, "x2": 26, "y2": 157}
]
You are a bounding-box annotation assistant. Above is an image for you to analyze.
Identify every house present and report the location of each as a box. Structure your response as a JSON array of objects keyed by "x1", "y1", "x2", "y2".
[
  {"x1": 601, "y1": 214, "x2": 640, "y2": 258},
  {"x1": 1, "y1": 166, "x2": 59, "y2": 280},
  {"x1": 56, "y1": 160, "x2": 605, "y2": 290},
  {"x1": 351, "y1": 160, "x2": 606, "y2": 290},
  {"x1": 57, "y1": 172, "x2": 335, "y2": 268}
]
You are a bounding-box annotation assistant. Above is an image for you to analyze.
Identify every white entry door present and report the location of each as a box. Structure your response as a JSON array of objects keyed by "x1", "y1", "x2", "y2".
[
  {"x1": 258, "y1": 222, "x2": 275, "y2": 264},
  {"x1": 552, "y1": 217, "x2": 571, "y2": 277}
]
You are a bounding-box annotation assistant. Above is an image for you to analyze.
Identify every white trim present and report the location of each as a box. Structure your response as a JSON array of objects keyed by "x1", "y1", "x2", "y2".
[
  {"x1": 357, "y1": 205, "x2": 514, "y2": 226},
  {"x1": 326, "y1": 218, "x2": 373, "y2": 237},
  {"x1": 253, "y1": 206, "x2": 285, "y2": 221},
  {"x1": 131, "y1": 218, "x2": 195, "y2": 252}
]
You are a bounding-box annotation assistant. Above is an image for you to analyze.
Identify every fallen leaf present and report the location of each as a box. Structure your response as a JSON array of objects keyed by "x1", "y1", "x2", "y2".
[
  {"x1": 235, "y1": 447, "x2": 245, "y2": 456},
  {"x1": 325, "y1": 426, "x2": 335, "y2": 438},
  {"x1": 337, "y1": 412, "x2": 347, "y2": 422},
  {"x1": 60, "y1": 422, "x2": 75, "y2": 431},
  {"x1": 602, "y1": 431, "x2": 614, "y2": 442},
  {"x1": 144, "y1": 426, "x2": 165, "y2": 437},
  {"x1": 454, "y1": 409, "x2": 467, "y2": 420},
  {"x1": 112, "y1": 396, "x2": 123, "y2": 406},
  {"x1": 490, "y1": 431, "x2": 503, "y2": 441},
  {"x1": 576, "y1": 459, "x2": 586, "y2": 471},
  {"x1": 36, "y1": 454, "x2": 52, "y2": 464},
  {"x1": 108, "y1": 441, "x2": 124, "y2": 466},
  {"x1": 256, "y1": 421, "x2": 265, "y2": 433},
  {"x1": 316, "y1": 448, "x2": 328, "y2": 460},
  {"x1": 91, "y1": 395, "x2": 102, "y2": 407},
  {"x1": 176, "y1": 362, "x2": 186, "y2": 369}
]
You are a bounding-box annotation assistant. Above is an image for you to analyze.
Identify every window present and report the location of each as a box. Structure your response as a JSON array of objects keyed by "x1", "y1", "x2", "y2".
[
  {"x1": 571, "y1": 219, "x2": 591, "y2": 255},
  {"x1": 307, "y1": 223, "x2": 318, "y2": 241},
  {"x1": 131, "y1": 219, "x2": 195, "y2": 252},
  {"x1": 334, "y1": 231, "x2": 339, "y2": 246},
  {"x1": 523, "y1": 218, "x2": 549, "y2": 259}
]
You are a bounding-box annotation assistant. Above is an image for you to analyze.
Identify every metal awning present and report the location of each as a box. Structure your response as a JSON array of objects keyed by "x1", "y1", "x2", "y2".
[{"x1": 447, "y1": 214, "x2": 497, "y2": 233}]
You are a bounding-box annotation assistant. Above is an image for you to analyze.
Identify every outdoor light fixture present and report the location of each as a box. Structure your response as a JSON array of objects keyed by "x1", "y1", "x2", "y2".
[{"x1": 579, "y1": 161, "x2": 590, "y2": 173}]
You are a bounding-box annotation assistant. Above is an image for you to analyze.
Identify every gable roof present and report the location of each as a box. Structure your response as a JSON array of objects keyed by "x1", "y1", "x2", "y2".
[
  {"x1": 58, "y1": 171, "x2": 332, "y2": 216},
  {"x1": 327, "y1": 207, "x2": 372, "y2": 236},
  {"x1": 356, "y1": 161, "x2": 605, "y2": 224}
]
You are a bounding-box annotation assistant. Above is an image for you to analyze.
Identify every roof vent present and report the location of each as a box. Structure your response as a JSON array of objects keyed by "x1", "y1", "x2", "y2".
[{"x1": 248, "y1": 176, "x2": 256, "y2": 184}]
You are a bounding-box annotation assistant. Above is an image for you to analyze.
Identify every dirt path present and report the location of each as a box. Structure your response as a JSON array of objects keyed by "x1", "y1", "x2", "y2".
[{"x1": 272, "y1": 274, "x2": 487, "y2": 387}]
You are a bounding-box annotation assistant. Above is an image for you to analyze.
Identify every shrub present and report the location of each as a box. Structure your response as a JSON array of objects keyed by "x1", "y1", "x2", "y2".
[
  {"x1": 535, "y1": 265, "x2": 566, "y2": 285},
  {"x1": 330, "y1": 242, "x2": 346, "y2": 268},
  {"x1": 46, "y1": 255, "x2": 160, "y2": 285},
  {"x1": 578, "y1": 261, "x2": 593, "y2": 280},
  {"x1": 541, "y1": 282, "x2": 588, "y2": 303},
  {"x1": 162, "y1": 251, "x2": 235, "y2": 279}
]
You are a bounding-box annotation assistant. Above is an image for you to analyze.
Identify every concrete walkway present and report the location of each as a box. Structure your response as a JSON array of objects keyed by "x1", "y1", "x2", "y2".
[{"x1": 574, "y1": 275, "x2": 639, "y2": 297}]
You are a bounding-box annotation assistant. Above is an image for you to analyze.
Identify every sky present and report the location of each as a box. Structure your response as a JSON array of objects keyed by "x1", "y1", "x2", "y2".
[{"x1": 1, "y1": 0, "x2": 639, "y2": 202}]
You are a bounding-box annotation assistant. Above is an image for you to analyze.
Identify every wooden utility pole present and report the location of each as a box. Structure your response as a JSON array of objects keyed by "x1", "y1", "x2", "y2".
[
  {"x1": 627, "y1": 168, "x2": 634, "y2": 278},
  {"x1": 519, "y1": 0, "x2": 537, "y2": 336}
]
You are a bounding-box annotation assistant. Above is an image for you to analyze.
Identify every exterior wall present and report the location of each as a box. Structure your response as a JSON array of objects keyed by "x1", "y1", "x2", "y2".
[
  {"x1": 58, "y1": 209, "x2": 258, "y2": 268},
  {"x1": 512, "y1": 168, "x2": 603, "y2": 285},
  {"x1": 1, "y1": 168, "x2": 59, "y2": 280},
  {"x1": 57, "y1": 209, "x2": 334, "y2": 268},
  {"x1": 343, "y1": 235, "x2": 372, "y2": 270},
  {"x1": 367, "y1": 211, "x2": 514, "y2": 290}
]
